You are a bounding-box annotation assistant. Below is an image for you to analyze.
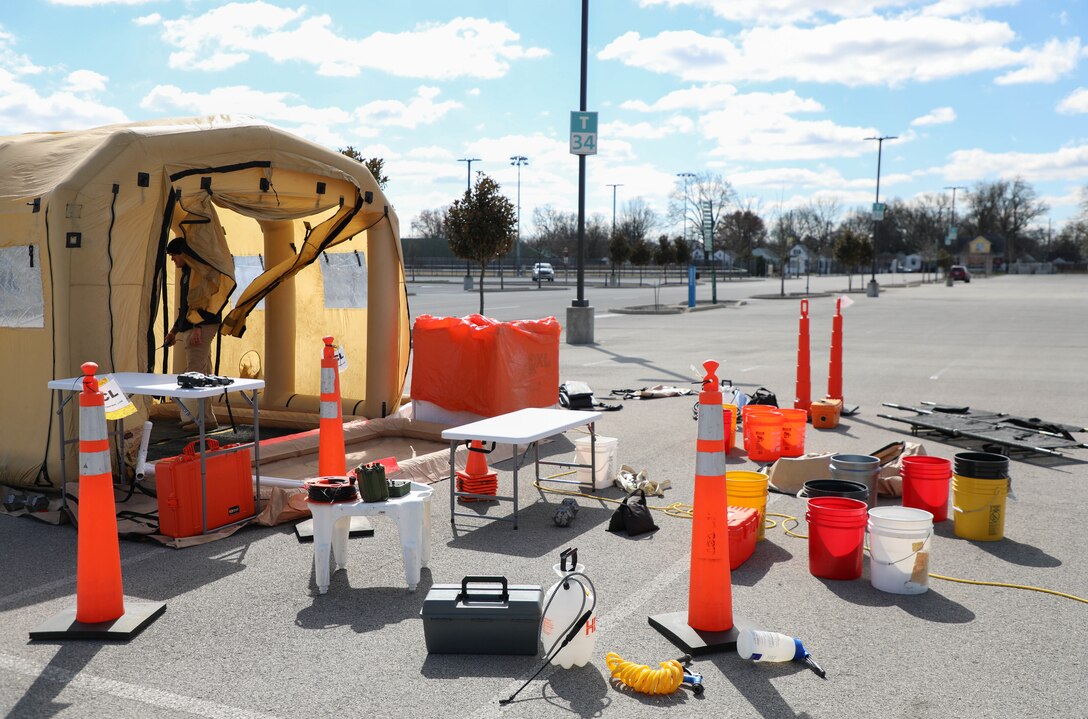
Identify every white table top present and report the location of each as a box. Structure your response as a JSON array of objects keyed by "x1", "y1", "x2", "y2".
[
  {"x1": 48, "y1": 372, "x2": 264, "y2": 399},
  {"x1": 441, "y1": 407, "x2": 602, "y2": 444}
]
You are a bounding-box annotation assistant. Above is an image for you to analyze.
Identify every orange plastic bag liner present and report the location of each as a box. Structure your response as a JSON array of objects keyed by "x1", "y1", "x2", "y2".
[{"x1": 411, "y1": 314, "x2": 561, "y2": 417}]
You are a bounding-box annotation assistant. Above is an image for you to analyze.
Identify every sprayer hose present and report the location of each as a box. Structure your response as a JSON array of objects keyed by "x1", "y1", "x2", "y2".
[{"x1": 605, "y1": 652, "x2": 684, "y2": 695}]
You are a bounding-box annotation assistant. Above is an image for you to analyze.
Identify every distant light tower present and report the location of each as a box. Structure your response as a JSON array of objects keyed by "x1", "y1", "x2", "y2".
[
  {"x1": 458, "y1": 157, "x2": 481, "y2": 192},
  {"x1": 606, "y1": 183, "x2": 624, "y2": 238},
  {"x1": 511, "y1": 155, "x2": 529, "y2": 275},
  {"x1": 676, "y1": 172, "x2": 696, "y2": 249},
  {"x1": 864, "y1": 134, "x2": 896, "y2": 297}
]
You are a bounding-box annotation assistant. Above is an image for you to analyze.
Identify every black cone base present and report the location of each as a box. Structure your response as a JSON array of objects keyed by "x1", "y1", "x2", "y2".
[
  {"x1": 30, "y1": 601, "x2": 166, "y2": 641},
  {"x1": 294, "y1": 516, "x2": 374, "y2": 543},
  {"x1": 648, "y1": 611, "x2": 755, "y2": 656}
]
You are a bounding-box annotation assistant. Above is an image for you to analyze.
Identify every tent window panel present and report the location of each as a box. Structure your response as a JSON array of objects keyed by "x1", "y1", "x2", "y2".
[
  {"x1": 0, "y1": 245, "x2": 44, "y2": 328},
  {"x1": 320, "y1": 252, "x2": 367, "y2": 309},
  {"x1": 233, "y1": 256, "x2": 267, "y2": 311}
]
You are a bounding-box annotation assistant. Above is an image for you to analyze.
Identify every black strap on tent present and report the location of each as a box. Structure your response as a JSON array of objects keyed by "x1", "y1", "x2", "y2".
[
  {"x1": 169, "y1": 160, "x2": 270, "y2": 183},
  {"x1": 149, "y1": 187, "x2": 178, "y2": 373},
  {"x1": 106, "y1": 184, "x2": 119, "y2": 372},
  {"x1": 36, "y1": 204, "x2": 57, "y2": 489}
]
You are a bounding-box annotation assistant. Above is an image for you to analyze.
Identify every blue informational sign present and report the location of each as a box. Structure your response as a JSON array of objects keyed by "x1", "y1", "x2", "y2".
[{"x1": 570, "y1": 112, "x2": 598, "y2": 155}]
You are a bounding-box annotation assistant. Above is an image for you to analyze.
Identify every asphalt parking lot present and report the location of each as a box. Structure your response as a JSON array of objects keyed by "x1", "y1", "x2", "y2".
[{"x1": 2, "y1": 274, "x2": 1086, "y2": 719}]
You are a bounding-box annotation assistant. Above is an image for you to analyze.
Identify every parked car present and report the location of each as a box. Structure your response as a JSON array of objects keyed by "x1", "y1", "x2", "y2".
[
  {"x1": 532, "y1": 262, "x2": 555, "y2": 281},
  {"x1": 949, "y1": 265, "x2": 971, "y2": 282}
]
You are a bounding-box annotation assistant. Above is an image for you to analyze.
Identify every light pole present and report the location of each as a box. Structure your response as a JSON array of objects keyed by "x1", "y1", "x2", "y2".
[
  {"x1": 944, "y1": 185, "x2": 966, "y2": 284},
  {"x1": 864, "y1": 134, "x2": 896, "y2": 297},
  {"x1": 510, "y1": 155, "x2": 528, "y2": 276},
  {"x1": 458, "y1": 157, "x2": 480, "y2": 192},
  {"x1": 606, "y1": 183, "x2": 623, "y2": 285},
  {"x1": 676, "y1": 172, "x2": 695, "y2": 247},
  {"x1": 457, "y1": 158, "x2": 480, "y2": 278}
]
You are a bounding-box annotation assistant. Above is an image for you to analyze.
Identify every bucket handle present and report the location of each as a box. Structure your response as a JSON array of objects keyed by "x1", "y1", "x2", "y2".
[
  {"x1": 952, "y1": 500, "x2": 1003, "y2": 515},
  {"x1": 868, "y1": 530, "x2": 933, "y2": 567}
]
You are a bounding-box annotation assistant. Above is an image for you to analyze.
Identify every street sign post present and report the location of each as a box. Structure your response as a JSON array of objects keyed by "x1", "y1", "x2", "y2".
[
  {"x1": 871, "y1": 202, "x2": 886, "y2": 221},
  {"x1": 570, "y1": 111, "x2": 598, "y2": 155}
]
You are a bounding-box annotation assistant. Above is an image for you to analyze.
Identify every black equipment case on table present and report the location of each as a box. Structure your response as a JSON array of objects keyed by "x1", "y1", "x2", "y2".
[{"x1": 421, "y1": 576, "x2": 542, "y2": 655}]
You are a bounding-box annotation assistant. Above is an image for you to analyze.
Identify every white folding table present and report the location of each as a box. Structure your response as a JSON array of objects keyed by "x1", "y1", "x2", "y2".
[
  {"x1": 48, "y1": 372, "x2": 265, "y2": 535},
  {"x1": 441, "y1": 407, "x2": 603, "y2": 529}
]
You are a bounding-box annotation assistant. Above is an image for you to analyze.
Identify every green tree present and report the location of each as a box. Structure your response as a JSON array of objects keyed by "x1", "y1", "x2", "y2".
[
  {"x1": 339, "y1": 146, "x2": 389, "y2": 189},
  {"x1": 672, "y1": 236, "x2": 691, "y2": 266},
  {"x1": 445, "y1": 176, "x2": 517, "y2": 313},
  {"x1": 609, "y1": 231, "x2": 631, "y2": 285},
  {"x1": 654, "y1": 235, "x2": 676, "y2": 283},
  {"x1": 630, "y1": 237, "x2": 652, "y2": 285},
  {"x1": 834, "y1": 228, "x2": 872, "y2": 292}
]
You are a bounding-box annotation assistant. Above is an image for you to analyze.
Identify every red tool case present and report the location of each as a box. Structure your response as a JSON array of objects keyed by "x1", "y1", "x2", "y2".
[
  {"x1": 728, "y1": 505, "x2": 759, "y2": 570},
  {"x1": 155, "y1": 439, "x2": 254, "y2": 538}
]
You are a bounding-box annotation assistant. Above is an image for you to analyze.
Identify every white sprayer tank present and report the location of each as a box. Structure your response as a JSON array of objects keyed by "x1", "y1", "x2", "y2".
[{"x1": 540, "y1": 549, "x2": 597, "y2": 668}]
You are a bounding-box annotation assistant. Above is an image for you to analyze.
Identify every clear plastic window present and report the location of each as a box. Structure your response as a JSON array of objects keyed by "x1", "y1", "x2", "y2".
[
  {"x1": 0, "y1": 245, "x2": 44, "y2": 328},
  {"x1": 319, "y1": 251, "x2": 367, "y2": 309},
  {"x1": 232, "y1": 255, "x2": 267, "y2": 311}
]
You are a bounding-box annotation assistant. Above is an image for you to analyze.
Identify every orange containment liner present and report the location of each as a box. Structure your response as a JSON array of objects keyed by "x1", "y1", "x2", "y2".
[{"x1": 411, "y1": 314, "x2": 561, "y2": 417}]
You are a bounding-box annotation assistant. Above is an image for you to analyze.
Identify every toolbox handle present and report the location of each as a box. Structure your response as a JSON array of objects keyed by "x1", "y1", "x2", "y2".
[
  {"x1": 183, "y1": 438, "x2": 221, "y2": 456},
  {"x1": 463, "y1": 440, "x2": 497, "y2": 455},
  {"x1": 460, "y1": 576, "x2": 509, "y2": 603}
]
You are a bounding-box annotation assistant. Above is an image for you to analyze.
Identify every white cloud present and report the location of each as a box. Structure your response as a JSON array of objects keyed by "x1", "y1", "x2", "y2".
[
  {"x1": 354, "y1": 86, "x2": 462, "y2": 137},
  {"x1": 1056, "y1": 87, "x2": 1088, "y2": 114},
  {"x1": 0, "y1": 67, "x2": 126, "y2": 133},
  {"x1": 638, "y1": 0, "x2": 1020, "y2": 24},
  {"x1": 912, "y1": 106, "x2": 956, "y2": 126},
  {"x1": 157, "y1": 3, "x2": 549, "y2": 79},
  {"x1": 599, "y1": 15, "x2": 1078, "y2": 88},
  {"x1": 994, "y1": 38, "x2": 1083, "y2": 84},
  {"x1": 922, "y1": 0, "x2": 1022, "y2": 18},
  {"x1": 63, "y1": 69, "x2": 108, "y2": 94},
  {"x1": 139, "y1": 84, "x2": 352, "y2": 125},
  {"x1": 134, "y1": 13, "x2": 162, "y2": 27},
  {"x1": 943, "y1": 144, "x2": 1088, "y2": 183},
  {"x1": 0, "y1": 29, "x2": 44, "y2": 75},
  {"x1": 604, "y1": 115, "x2": 695, "y2": 139},
  {"x1": 622, "y1": 84, "x2": 823, "y2": 114}
]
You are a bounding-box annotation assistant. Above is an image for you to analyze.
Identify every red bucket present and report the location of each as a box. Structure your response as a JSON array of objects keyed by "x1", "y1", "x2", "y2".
[
  {"x1": 902, "y1": 456, "x2": 951, "y2": 522},
  {"x1": 806, "y1": 497, "x2": 867, "y2": 580}
]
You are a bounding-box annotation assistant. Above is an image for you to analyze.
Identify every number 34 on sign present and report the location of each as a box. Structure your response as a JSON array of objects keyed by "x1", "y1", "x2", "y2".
[{"x1": 570, "y1": 111, "x2": 598, "y2": 156}]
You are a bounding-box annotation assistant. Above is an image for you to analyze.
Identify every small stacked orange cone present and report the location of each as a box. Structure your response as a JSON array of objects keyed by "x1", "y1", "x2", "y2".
[{"x1": 456, "y1": 440, "x2": 498, "y2": 502}]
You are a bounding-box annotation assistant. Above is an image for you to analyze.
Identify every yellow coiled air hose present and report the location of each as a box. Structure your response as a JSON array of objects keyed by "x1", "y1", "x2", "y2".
[{"x1": 605, "y1": 652, "x2": 685, "y2": 695}]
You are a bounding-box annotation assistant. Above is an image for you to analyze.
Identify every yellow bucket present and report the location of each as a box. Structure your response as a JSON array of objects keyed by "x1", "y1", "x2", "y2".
[
  {"x1": 952, "y1": 474, "x2": 1008, "y2": 541},
  {"x1": 727, "y1": 470, "x2": 769, "y2": 542}
]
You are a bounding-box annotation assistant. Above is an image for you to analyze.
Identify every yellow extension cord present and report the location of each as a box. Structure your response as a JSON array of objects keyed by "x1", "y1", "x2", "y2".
[{"x1": 533, "y1": 475, "x2": 1088, "y2": 605}]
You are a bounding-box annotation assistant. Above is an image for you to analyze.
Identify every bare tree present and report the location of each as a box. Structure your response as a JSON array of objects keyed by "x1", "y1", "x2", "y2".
[
  {"x1": 411, "y1": 207, "x2": 448, "y2": 238},
  {"x1": 668, "y1": 172, "x2": 737, "y2": 252},
  {"x1": 962, "y1": 178, "x2": 1048, "y2": 262}
]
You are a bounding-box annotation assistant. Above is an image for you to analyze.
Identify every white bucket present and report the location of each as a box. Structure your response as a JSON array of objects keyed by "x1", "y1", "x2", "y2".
[
  {"x1": 574, "y1": 436, "x2": 619, "y2": 489},
  {"x1": 867, "y1": 506, "x2": 934, "y2": 595}
]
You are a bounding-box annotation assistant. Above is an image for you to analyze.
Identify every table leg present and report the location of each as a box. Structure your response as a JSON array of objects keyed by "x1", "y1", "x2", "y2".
[
  {"x1": 311, "y1": 506, "x2": 334, "y2": 594},
  {"x1": 448, "y1": 440, "x2": 457, "y2": 524},
  {"x1": 421, "y1": 494, "x2": 432, "y2": 570},
  {"x1": 512, "y1": 442, "x2": 519, "y2": 530},
  {"x1": 331, "y1": 514, "x2": 351, "y2": 573},
  {"x1": 396, "y1": 502, "x2": 424, "y2": 592}
]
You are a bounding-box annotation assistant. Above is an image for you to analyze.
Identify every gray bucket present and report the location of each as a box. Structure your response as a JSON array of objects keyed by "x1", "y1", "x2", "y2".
[{"x1": 829, "y1": 455, "x2": 880, "y2": 509}]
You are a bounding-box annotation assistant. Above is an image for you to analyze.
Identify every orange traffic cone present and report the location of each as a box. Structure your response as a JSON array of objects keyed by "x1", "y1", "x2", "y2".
[
  {"x1": 827, "y1": 296, "x2": 844, "y2": 403},
  {"x1": 457, "y1": 440, "x2": 498, "y2": 502},
  {"x1": 30, "y1": 362, "x2": 165, "y2": 640},
  {"x1": 794, "y1": 298, "x2": 811, "y2": 416},
  {"x1": 649, "y1": 360, "x2": 751, "y2": 655},
  {"x1": 318, "y1": 336, "x2": 347, "y2": 478}
]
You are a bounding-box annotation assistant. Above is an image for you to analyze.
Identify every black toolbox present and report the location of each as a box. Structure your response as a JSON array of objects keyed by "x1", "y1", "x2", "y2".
[{"x1": 421, "y1": 576, "x2": 542, "y2": 655}]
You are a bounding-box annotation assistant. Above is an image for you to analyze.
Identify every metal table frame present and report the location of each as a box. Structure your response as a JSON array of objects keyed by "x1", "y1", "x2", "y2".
[
  {"x1": 441, "y1": 408, "x2": 604, "y2": 529},
  {"x1": 48, "y1": 372, "x2": 265, "y2": 535}
]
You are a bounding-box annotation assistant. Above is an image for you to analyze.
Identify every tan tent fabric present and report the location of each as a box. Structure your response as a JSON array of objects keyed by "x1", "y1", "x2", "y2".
[{"x1": 0, "y1": 116, "x2": 410, "y2": 490}]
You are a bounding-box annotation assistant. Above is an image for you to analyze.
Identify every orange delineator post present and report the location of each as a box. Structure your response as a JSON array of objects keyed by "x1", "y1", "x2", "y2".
[
  {"x1": 827, "y1": 297, "x2": 844, "y2": 402},
  {"x1": 794, "y1": 298, "x2": 811, "y2": 416},
  {"x1": 75, "y1": 362, "x2": 125, "y2": 624},
  {"x1": 687, "y1": 360, "x2": 733, "y2": 632},
  {"x1": 318, "y1": 336, "x2": 347, "y2": 478}
]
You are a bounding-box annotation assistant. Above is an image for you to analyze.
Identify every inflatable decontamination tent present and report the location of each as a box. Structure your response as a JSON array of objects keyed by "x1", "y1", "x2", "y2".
[{"x1": 0, "y1": 116, "x2": 410, "y2": 489}]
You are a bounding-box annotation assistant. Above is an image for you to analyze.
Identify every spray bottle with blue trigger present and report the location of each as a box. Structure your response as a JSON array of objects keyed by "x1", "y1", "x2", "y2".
[{"x1": 737, "y1": 628, "x2": 827, "y2": 679}]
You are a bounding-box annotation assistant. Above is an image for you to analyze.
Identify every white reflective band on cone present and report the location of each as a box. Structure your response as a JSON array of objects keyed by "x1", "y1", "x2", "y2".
[
  {"x1": 80, "y1": 450, "x2": 112, "y2": 477},
  {"x1": 320, "y1": 402, "x2": 338, "y2": 420},
  {"x1": 320, "y1": 369, "x2": 335, "y2": 394},
  {"x1": 696, "y1": 452, "x2": 726, "y2": 477},
  {"x1": 79, "y1": 405, "x2": 107, "y2": 440}
]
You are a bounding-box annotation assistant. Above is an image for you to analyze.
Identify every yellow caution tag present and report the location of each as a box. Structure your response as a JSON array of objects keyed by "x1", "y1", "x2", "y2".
[{"x1": 99, "y1": 376, "x2": 137, "y2": 420}]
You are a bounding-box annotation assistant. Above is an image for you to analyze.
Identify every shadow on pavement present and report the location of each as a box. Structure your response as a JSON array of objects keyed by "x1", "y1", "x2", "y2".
[{"x1": 819, "y1": 578, "x2": 976, "y2": 624}]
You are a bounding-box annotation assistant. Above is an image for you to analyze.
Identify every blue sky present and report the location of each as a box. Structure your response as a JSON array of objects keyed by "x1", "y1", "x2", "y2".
[{"x1": 2, "y1": 0, "x2": 1086, "y2": 237}]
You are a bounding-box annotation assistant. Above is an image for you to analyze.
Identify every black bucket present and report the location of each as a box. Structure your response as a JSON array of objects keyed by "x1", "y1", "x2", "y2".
[
  {"x1": 953, "y1": 452, "x2": 1009, "y2": 479},
  {"x1": 799, "y1": 479, "x2": 870, "y2": 503}
]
